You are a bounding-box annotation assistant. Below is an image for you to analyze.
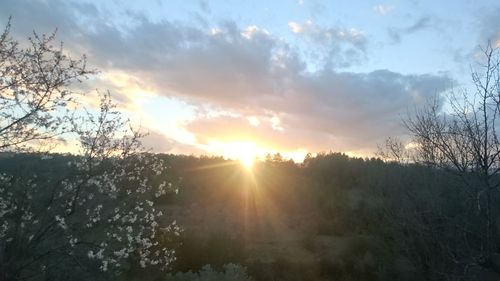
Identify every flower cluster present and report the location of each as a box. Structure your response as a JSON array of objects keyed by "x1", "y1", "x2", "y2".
[{"x1": 0, "y1": 94, "x2": 181, "y2": 277}]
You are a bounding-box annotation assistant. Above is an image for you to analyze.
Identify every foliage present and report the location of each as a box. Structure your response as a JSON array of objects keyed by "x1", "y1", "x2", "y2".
[
  {"x1": 166, "y1": 264, "x2": 254, "y2": 281},
  {"x1": 1, "y1": 149, "x2": 491, "y2": 281},
  {"x1": 0, "y1": 22, "x2": 179, "y2": 281},
  {"x1": 397, "y1": 44, "x2": 500, "y2": 279},
  {"x1": 0, "y1": 19, "x2": 91, "y2": 151}
]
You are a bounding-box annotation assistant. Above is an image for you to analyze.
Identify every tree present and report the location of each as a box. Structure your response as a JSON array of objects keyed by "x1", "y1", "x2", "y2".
[
  {"x1": 0, "y1": 22, "x2": 179, "y2": 280},
  {"x1": 0, "y1": 19, "x2": 91, "y2": 151},
  {"x1": 376, "y1": 136, "x2": 412, "y2": 163},
  {"x1": 400, "y1": 44, "x2": 500, "y2": 278}
]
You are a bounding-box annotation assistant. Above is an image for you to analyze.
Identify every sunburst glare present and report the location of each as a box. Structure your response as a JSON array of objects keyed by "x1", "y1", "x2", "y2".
[
  {"x1": 239, "y1": 154, "x2": 255, "y2": 169},
  {"x1": 208, "y1": 140, "x2": 262, "y2": 170}
]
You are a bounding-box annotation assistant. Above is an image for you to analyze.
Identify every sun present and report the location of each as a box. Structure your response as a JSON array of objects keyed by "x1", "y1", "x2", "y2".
[
  {"x1": 212, "y1": 141, "x2": 260, "y2": 170},
  {"x1": 239, "y1": 154, "x2": 255, "y2": 169}
]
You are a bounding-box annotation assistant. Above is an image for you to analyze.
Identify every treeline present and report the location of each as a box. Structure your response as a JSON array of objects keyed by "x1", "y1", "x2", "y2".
[{"x1": 2, "y1": 152, "x2": 495, "y2": 280}]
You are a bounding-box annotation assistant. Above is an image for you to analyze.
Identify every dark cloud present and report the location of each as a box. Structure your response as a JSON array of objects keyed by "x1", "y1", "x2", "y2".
[
  {"x1": 406, "y1": 17, "x2": 432, "y2": 33},
  {"x1": 0, "y1": 0, "x2": 453, "y2": 154},
  {"x1": 388, "y1": 16, "x2": 432, "y2": 44}
]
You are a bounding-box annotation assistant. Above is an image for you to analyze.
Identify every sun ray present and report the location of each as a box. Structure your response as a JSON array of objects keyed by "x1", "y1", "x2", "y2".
[
  {"x1": 239, "y1": 155, "x2": 255, "y2": 170},
  {"x1": 186, "y1": 160, "x2": 237, "y2": 171}
]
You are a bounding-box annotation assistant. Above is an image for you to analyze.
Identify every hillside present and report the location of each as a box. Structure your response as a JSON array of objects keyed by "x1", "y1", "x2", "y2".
[{"x1": 3, "y1": 152, "x2": 491, "y2": 280}]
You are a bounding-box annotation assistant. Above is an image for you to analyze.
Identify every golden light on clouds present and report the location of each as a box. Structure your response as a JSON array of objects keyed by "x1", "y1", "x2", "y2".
[
  {"x1": 83, "y1": 70, "x2": 318, "y2": 161},
  {"x1": 102, "y1": 70, "x2": 158, "y2": 110}
]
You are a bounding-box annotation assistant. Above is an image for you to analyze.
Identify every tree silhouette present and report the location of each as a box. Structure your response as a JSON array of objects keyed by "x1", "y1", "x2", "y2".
[{"x1": 402, "y1": 43, "x2": 500, "y2": 278}]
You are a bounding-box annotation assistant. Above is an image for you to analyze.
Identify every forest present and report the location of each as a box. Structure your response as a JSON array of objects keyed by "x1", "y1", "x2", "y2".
[
  {"x1": 0, "y1": 151, "x2": 490, "y2": 281},
  {"x1": 3, "y1": 149, "x2": 500, "y2": 280}
]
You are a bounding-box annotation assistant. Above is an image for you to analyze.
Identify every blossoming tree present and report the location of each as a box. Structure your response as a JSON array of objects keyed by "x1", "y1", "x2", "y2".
[{"x1": 0, "y1": 21, "x2": 179, "y2": 280}]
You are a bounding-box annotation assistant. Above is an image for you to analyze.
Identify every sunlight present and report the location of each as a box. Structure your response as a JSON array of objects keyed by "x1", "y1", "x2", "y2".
[
  {"x1": 207, "y1": 140, "x2": 261, "y2": 170},
  {"x1": 239, "y1": 154, "x2": 255, "y2": 169}
]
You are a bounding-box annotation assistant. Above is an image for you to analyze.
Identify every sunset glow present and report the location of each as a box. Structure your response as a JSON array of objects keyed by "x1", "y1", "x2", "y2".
[
  {"x1": 239, "y1": 155, "x2": 255, "y2": 170},
  {"x1": 3, "y1": 0, "x2": 496, "y2": 159},
  {"x1": 211, "y1": 141, "x2": 261, "y2": 167}
]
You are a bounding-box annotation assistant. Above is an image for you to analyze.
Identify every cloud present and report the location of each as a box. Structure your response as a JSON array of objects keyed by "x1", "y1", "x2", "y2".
[
  {"x1": 448, "y1": 7, "x2": 500, "y2": 72},
  {"x1": 373, "y1": 4, "x2": 394, "y2": 16},
  {"x1": 140, "y1": 130, "x2": 203, "y2": 155},
  {"x1": 185, "y1": 114, "x2": 332, "y2": 151},
  {"x1": 288, "y1": 20, "x2": 367, "y2": 68},
  {"x1": 388, "y1": 16, "x2": 432, "y2": 44},
  {"x1": 141, "y1": 131, "x2": 176, "y2": 152},
  {"x1": 182, "y1": 67, "x2": 451, "y2": 153},
  {"x1": 477, "y1": 7, "x2": 500, "y2": 48},
  {"x1": 198, "y1": 0, "x2": 211, "y2": 14},
  {"x1": 288, "y1": 20, "x2": 366, "y2": 50},
  {"x1": 288, "y1": 21, "x2": 302, "y2": 33},
  {"x1": 0, "y1": 0, "x2": 453, "y2": 155}
]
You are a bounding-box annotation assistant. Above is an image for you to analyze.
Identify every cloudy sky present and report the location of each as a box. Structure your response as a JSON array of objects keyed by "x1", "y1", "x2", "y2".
[{"x1": 2, "y1": 0, "x2": 499, "y2": 161}]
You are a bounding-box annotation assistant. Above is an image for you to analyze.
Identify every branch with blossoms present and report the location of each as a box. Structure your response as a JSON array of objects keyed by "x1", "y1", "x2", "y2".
[
  {"x1": 1, "y1": 93, "x2": 181, "y2": 279},
  {"x1": 0, "y1": 18, "x2": 93, "y2": 152},
  {"x1": 0, "y1": 21, "x2": 181, "y2": 281}
]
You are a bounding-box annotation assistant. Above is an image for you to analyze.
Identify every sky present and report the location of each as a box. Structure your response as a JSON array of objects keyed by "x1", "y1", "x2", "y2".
[{"x1": 1, "y1": 0, "x2": 499, "y2": 161}]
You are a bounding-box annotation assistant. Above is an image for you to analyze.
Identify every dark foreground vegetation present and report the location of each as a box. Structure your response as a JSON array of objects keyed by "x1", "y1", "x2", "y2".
[{"x1": 2, "y1": 152, "x2": 500, "y2": 281}]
